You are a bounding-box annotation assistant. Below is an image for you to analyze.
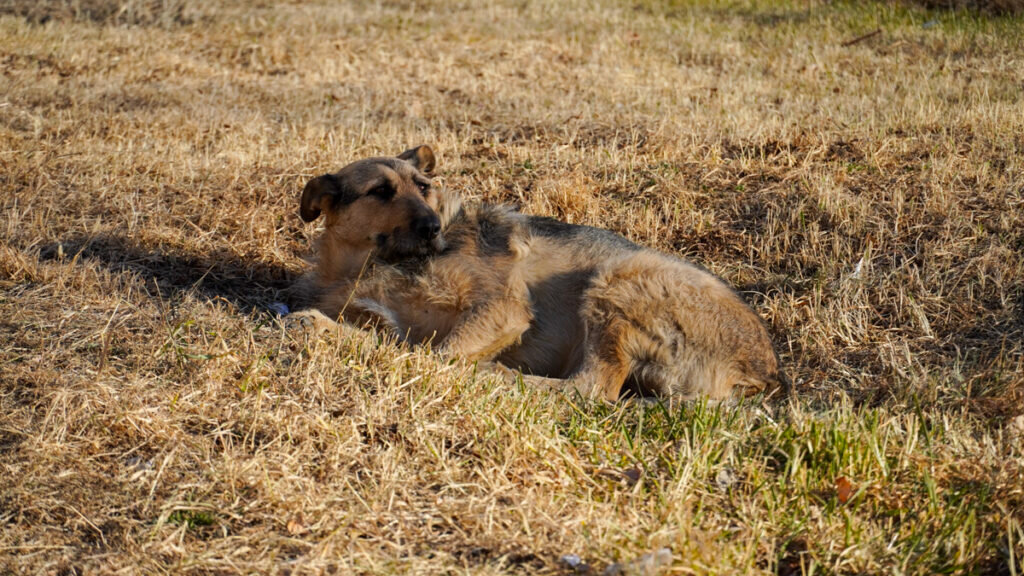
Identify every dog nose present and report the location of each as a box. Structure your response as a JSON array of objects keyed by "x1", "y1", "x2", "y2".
[{"x1": 416, "y1": 215, "x2": 441, "y2": 239}]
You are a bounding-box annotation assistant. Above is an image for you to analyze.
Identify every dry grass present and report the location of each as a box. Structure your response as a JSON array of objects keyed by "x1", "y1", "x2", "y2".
[
  {"x1": 0, "y1": 0, "x2": 206, "y2": 27},
  {"x1": 2, "y1": 0, "x2": 1023, "y2": 574},
  {"x1": 902, "y1": 0, "x2": 1024, "y2": 15}
]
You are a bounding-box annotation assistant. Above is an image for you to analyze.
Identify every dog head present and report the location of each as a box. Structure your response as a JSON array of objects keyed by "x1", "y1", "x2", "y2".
[{"x1": 300, "y1": 145, "x2": 444, "y2": 261}]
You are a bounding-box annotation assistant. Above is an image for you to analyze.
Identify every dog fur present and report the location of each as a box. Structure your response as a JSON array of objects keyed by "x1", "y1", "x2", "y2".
[{"x1": 294, "y1": 146, "x2": 784, "y2": 401}]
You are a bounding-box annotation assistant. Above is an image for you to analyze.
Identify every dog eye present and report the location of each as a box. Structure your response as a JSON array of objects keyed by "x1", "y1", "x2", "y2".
[
  {"x1": 367, "y1": 184, "x2": 395, "y2": 201},
  {"x1": 417, "y1": 182, "x2": 430, "y2": 196}
]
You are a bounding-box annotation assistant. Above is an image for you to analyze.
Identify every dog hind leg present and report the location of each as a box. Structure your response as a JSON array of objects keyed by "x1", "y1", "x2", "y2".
[{"x1": 522, "y1": 316, "x2": 633, "y2": 402}]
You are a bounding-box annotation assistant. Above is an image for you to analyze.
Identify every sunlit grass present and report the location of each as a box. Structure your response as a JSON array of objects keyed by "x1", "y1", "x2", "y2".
[{"x1": 1, "y1": 0, "x2": 1022, "y2": 574}]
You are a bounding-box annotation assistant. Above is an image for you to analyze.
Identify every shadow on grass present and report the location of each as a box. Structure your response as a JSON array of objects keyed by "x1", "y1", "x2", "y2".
[{"x1": 39, "y1": 234, "x2": 296, "y2": 314}]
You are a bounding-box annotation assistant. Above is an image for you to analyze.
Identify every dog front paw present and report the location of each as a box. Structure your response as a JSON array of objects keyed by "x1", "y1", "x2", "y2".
[
  {"x1": 475, "y1": 361, "x2": 520, "y2": 380},
  {"x1": 284, "y1": 308, "x2": 341, "y2": 337}
]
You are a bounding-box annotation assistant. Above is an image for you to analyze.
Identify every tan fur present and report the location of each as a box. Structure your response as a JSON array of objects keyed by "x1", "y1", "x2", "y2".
[{"x1": 296, "y1": 147, "x2": 784, "y2": 402}]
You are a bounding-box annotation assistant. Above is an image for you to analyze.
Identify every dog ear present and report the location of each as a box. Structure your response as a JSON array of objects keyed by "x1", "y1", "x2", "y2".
[
  {"x1": 300, "y1": 174, "x2": 338, "y2": 222},
  {"x1": 435, "y1": 187, "x2": 463, "y2": 231},
  {"x1": 397, "y1": 145, "x2": 436, "y2": 173}
]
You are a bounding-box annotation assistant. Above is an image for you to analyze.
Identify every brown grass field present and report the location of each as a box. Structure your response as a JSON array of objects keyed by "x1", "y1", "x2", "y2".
[{"x1": 2, "y1": 0, "x2": 1024, "y2": 574}]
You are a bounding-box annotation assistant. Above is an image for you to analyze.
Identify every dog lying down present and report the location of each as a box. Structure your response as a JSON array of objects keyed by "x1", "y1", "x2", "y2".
[{"x1": 290, "y1": 146, "x2": 783, "y2": 401}]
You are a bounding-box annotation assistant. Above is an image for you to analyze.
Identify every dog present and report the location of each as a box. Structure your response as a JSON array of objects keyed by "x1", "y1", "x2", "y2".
[{"x1": 292, "y1": 146, "x2": 784, "y2": 401}]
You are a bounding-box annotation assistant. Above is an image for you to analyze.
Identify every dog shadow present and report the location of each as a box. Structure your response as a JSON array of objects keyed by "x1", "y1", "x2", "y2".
[{"x1": 38, "y1": 234, "x2": 299, "y2": 314}]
